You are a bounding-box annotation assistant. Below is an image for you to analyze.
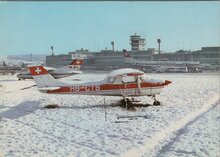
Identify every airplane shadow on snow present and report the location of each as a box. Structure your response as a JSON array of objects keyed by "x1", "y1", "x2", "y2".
[
  {"x1": 42, "y1": 100, "x2": 153, "y2": 111},
  {"x1": 0, "y1": 101, "x2": 40, "y2": 119}
]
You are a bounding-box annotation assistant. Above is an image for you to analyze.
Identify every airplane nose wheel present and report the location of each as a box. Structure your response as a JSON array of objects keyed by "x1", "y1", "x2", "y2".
[{"x1": 153, "y1": 95, "x2": 160, "y2": 106}]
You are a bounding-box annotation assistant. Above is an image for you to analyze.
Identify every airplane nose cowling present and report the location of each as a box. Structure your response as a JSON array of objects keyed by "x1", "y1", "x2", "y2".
[{"x1": 164, "y1": 80, "x2": 172, "y2": 85}]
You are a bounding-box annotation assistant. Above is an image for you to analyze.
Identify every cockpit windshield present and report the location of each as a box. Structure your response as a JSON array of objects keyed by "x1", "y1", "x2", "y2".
[{"x1": 108, "y1": 76, "x2": 116, "y2": 83}]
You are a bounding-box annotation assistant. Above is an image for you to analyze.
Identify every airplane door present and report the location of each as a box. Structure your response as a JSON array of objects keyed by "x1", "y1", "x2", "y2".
[
  {"x1": 121, "y1": 75, "x2": 142, "y2": 96},
  {"x1": 122, "y1": 75, "x2": 138, "y2": 96},
  {"x1": 121, "y1": 75, "x2": 128, "y2": 97},
  {"x1": 137, "y1": 76, "x2": 142, "y2": 95}
]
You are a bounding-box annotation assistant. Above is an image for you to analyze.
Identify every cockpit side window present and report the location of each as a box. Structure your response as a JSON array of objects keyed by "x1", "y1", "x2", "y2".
[
  {"x1": 108, "y1": 76, "x2": 116, "y2": 83},
  {"x1": 140, "y1": 75, "x2": 147, "y2": 82},
  {"x1": 122, "y1": 76, "x2": 137, "y2": 83}
]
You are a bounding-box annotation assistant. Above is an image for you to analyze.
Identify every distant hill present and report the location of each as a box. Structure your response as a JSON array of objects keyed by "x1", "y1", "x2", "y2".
[{"x1": 7, "y1": 54, "x2": 46, "y2": 62}]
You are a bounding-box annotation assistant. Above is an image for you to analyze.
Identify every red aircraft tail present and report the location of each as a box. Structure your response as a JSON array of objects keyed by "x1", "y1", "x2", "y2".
[
  {"x1": 3, "y1": 61, "x2": 7, "y2": 66},
  {"x1": 69, "y1": 59, "x2": 84, "y2": 70},
  {"x1": 28, "y1": 66, "x2": 61, "y2": 90},
  {"x1": 70, "y1": 59, "x2": 84, "y2": 66},
  {"x1": 123, "y1": 49, "x2": 136, "y2": 64},
  {"x1": 123, "y1": 49, "x2": 131, "y2": 58}
]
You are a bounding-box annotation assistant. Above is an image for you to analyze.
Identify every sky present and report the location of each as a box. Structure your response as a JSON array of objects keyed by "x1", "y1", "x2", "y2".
[{"x1": 0, "y1": 1, "x2": 219, "y2": 57}]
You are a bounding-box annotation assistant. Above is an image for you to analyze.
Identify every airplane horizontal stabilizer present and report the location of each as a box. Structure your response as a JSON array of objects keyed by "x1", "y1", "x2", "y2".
[{"x1": 38, "y1": 87, "x2": 60, "y2": 92}]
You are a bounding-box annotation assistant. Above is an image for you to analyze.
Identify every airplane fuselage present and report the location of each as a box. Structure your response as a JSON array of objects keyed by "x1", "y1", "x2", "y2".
[
  {"x1": 44, "y1": 81, "x2": 167, "y2": 97},
  {"x1": 28, "y1": 66, "x2": 171, "y2": 99}
]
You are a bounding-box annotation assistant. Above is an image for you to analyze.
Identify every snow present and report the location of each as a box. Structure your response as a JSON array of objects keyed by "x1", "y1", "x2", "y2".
[
  {"x1": 107, "y1": 68, "x2": 144, "y2": 77},
  {"x1": 0, "y1": 72, "x2": 219, "y2": 157},
  {"x1": 156, "y1": 103, "x2": 220, "y2": 157}
]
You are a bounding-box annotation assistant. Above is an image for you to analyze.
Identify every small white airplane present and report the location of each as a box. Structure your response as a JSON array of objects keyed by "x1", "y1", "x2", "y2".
[
  {"x1": 28, "y1": 65, "x2": 172, "y2": 106},
  {"x1": 17, "y1": 59, "x2": 83, "y2": 80},
  {"x1": 0, "y1": 61, "x2": 22, "y2": 75}
]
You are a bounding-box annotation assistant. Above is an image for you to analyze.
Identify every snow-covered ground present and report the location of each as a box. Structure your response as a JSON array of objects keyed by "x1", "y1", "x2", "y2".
[{"x1": 0, "y1": 72, "x2": 219, "y2": 157}]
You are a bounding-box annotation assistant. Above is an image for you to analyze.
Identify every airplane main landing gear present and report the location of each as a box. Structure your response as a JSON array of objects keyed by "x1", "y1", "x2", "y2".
[
  {"x1": 121, "y1": 98, "x2": 135, "y2": 110},
  {"x1": 118, "y1": 96, "x2": 161, "y2": 110},
  {"x1": 152, "y1": 95, "x2": 160, "y2": 106}
]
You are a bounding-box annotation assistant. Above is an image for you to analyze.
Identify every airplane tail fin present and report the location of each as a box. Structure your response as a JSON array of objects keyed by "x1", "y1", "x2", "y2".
[
  {"x1": 28, "y1": 66, "x2": 61, "y2": 89},
  {"x1": 3, "y1": 61, "x2": 7, "y2": 66},
  {"x1": 68, "y1": 59, "x2": 84, "y2": 70},
  {"x1": 123, "y1": 49, "x2": 131, "y2": 58},
  {"x1": 123, "y1": 49, "x2": 135, "y2": 63},
  {"x1": 21, "y1": 62, "x2": 26, "y2": 69}
]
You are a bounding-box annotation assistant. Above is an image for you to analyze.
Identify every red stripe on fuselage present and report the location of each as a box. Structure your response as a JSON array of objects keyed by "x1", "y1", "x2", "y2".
[{"x1": 47, "y1": 82, "x2": 166, "y2": 94}]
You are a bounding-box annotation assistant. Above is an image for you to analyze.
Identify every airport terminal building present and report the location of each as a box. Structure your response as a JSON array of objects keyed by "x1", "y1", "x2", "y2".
[{"x1": 46, "y1": 34, "x2": 220, "y2": 71}]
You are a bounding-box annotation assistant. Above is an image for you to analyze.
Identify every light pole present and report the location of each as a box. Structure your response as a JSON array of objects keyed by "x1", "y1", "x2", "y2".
[
  {"x1": 51, "y1": 46, "x2": 54, "y2": 55},
  {"x1": 111, "y1": 41, "x2": 114, "y2": 52},
  {"x1": 157, "y1": 39, "x2": 161, "y2": 54}
]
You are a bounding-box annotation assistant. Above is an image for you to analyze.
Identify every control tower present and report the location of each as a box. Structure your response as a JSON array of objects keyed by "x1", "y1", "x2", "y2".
[{"x1": 130, "y1": 33, "x2": 146, "y2": 51}]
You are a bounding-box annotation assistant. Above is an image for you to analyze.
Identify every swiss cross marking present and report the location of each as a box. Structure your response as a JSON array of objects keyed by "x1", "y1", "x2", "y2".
[
  {"x1": 35, "y1": 67, "x2": 41, "y2": 74},
  {"x1": 76, "y1": 60, "x2": 80, "y2": 65}
]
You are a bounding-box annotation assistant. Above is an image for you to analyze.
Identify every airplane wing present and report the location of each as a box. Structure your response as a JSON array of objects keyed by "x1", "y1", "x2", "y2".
[
  {"x1": 71, "y1": 70, "x2": 82, "y2": 74},
  {"x1": 20, "y1": 85, "x2": 36, "y2": 90}
]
